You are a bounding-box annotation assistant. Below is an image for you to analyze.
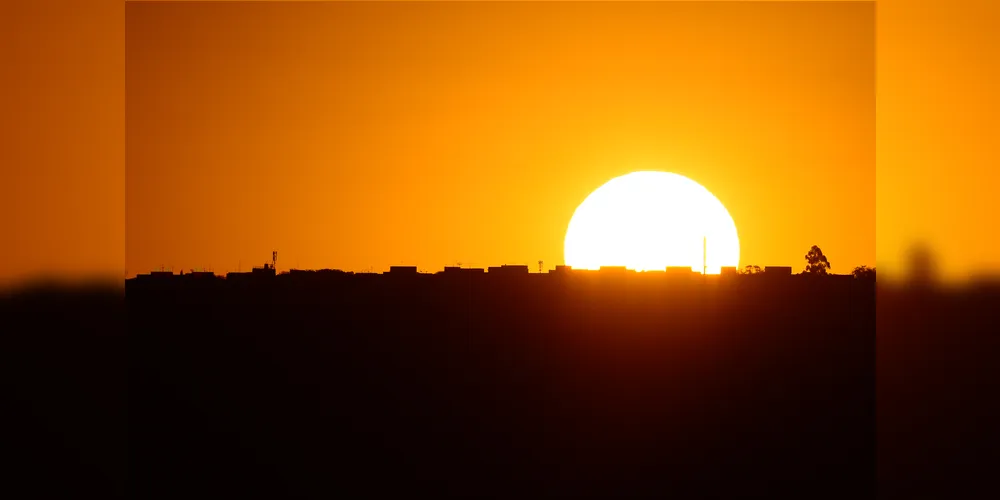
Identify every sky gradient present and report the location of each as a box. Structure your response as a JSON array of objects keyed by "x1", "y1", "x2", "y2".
[
  {"x1": 125, "y1": 1, "x2": 874, "y2": 276},
  {"x1": 2, "y1": 1, "x2": 124, "y2": 285},
  {"x1": 7, "y1": 1, "x2": 1000, "y2": 285}
]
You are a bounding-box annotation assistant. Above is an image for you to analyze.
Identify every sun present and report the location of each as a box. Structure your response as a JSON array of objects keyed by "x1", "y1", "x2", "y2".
[{"x1": 564, "y1": 171, "x2": 739, "y2": 273}]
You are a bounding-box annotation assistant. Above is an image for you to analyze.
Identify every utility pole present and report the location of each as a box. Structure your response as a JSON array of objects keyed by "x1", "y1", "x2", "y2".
[{"x1": 703, "y1": 236, "x2": 707, "y2": 275}]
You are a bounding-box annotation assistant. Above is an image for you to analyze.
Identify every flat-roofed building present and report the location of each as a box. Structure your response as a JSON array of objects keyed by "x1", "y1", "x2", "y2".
[
  {"x1": 487, "y1": 265, "x2": 529, "y2": 274},
  {"x1": 252, "y1": 264, "x2": 276, "y2": 277},
  {"x1": 133, "y1": 271, "x2": 178, "y2": 285},
  {"x1": 388, "y1": 266, "x2": 418, "y2": 274},
  {"x1": 764, "y1": 266, "x2": 792, "y2": 276},
  {"x1": 183, "y1": 271, "x2": 216, "y2": 280},
  {"x1": 442, "y1": 266, "x2": 484, "y2": 275}
]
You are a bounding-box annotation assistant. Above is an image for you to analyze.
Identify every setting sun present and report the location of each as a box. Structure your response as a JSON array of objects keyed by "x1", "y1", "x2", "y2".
[{"x1": 564, "y1": 171, "x2": 740, "y2": 273}]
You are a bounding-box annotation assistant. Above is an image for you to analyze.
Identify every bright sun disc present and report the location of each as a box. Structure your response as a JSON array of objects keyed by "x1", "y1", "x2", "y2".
[{"x1": 564, "y1": 171, "x2": 740, "y2": 273}]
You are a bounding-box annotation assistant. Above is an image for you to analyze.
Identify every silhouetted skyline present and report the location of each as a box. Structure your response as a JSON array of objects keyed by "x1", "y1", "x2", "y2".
[
  {"x1": 128, "y1": 241, "x2": 873, "y2": 280},
  {"x1": 125, "y1": 1, "x2": 874, "y2": 280},
  {"x1": 8, "y1": 1, "x2": 1000, "y2": 500},
  {"x1": 123, "y1": 256, "x2": 875, "y2": 498}
]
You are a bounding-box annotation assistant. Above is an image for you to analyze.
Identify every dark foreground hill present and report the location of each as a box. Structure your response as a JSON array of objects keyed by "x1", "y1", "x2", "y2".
[
  {"x1": 1, "y1": 281, "x2": 125, "y2": 499},
  {"x1": 125, "y1": 271, "x2": 873, "y2": 499},
  {"x1": 10, "y1": 272, "x2": 1000, "y2": 498},
  {"x1": 878, "y1": 280, "x2": 1000, "y2": 499}
]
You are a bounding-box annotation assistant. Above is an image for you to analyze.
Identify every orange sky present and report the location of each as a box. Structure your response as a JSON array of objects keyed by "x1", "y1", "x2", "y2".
[
  {"x1": 124, "y1": 1, "x2": 873, "y2": 276},
  {"x1": 1, "y1": 1, "x2": 124, "y2": 285},
  {"x1": 876, "y1": 0, "x2": 1000, "y2": 282},
  {"x1": 8, "y1": 0, "x2": 1000, "y2": 286}
]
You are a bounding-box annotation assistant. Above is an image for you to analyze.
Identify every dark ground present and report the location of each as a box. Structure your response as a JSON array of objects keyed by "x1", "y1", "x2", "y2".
[
  {"x1": 131, "y1": 271, "x2": 874, "y2": 499},
  {"x1": 20, "y1": 270, "x2": 999, "y2": 499}
]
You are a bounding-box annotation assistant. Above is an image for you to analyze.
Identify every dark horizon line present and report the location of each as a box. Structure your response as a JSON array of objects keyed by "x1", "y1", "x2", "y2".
[{"x1": 129, "y1": 264, "x2": 861, "y2": 279}]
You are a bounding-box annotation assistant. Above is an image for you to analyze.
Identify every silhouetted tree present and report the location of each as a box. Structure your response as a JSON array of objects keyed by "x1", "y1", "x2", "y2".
[
  {"x1": 852, "y1": 265, "x2": 875, "y2": 280},
  {"x1": 739, "y1": 265, "x2": 763, "y2": 275},
  {"x1": 907, "y1": 243, "x2": 938, "y2": 285},
  {"x1": 804, "y1": 246, "x2": 831, "y2": 275}
]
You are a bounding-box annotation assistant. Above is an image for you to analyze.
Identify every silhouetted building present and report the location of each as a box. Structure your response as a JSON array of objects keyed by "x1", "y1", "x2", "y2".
[
  {"x1": 184, "y1": 271, "x2": 216, "y2": 280},
  {"x1": 388, "y1": 266, "x2": 418, "y2": 275},
  {"x1": 487, "y1": 265, "x2": 529, "y2": 274},
  {"x1": 133, "y1": 271, "x2": 178, "y2": 285},
  {"x1": 721, "y1": 266, "x2": 738, "y2": 276},
  {"x1": 225, "y1": 266, "x2": 275, "y2": 285},
  {"x1": 765, "y1": 266, "x2": 792, "y2": 276},
  {"x1": 552, "y1": 265, "x2": 572, "y2": 273},
  {"x1": 252, "y1": 263, "x2": 276, "y2": 277},
  {"x1": 442, "y1": 266, "x2": 484, "y2": 275},
  {"x1": 282, "y1": 268, "x2": 351, "y2": 280}
]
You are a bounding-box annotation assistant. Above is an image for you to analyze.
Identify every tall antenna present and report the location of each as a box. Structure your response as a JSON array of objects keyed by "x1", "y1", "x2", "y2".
[
  {"x1": 272, "y1": 251, "x2": 277, "y2": 271},
  {"x1": 538, "y1": 260, "x2": 543, "y2": 273},
  {"x1": 703, "y1": 236, "x2": 707, "y2": 275}
]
